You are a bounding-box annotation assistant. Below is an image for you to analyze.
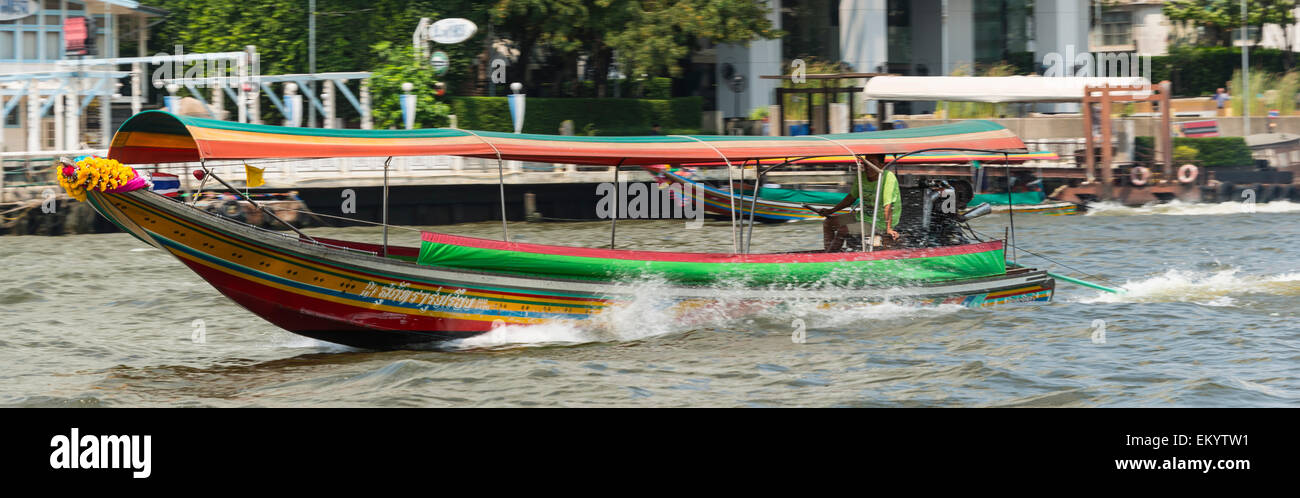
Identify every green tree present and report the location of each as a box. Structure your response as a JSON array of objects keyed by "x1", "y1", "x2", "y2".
[
  {"x1": 492, "y1": 0, "x2": 780, "y2": 97},
  {"x1": 1164, "y1": 1, "x2": 1297, "y2": 63},
  {"x1": 147, "y1": 0, "x2": 487, "y2": 122},
  {"x1": 145, "y1": 0, "x2": 782, "y2": 126},
  {"x1": 607, "y1": 0, "x2": 780, "y2": 81},
  {"x1": 368, "y1": 42, "x2": 452, "y2": 129},
  {"x1": 490, "y1": 0, "x2": 587, "y2": 89}
]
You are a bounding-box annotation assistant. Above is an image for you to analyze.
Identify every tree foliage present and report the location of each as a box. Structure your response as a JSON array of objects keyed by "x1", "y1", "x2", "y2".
[
  {"x1": 148, "y1": 0, "x2": 450, "y2": 75},
  {"x1": 491, "y1": 0, "x2": 779, "y2": 97},
  {"x1": 368, "y1": 42, "x2": 452, "y2": 129},
  {"x1": 145, "y1": 0, "x2": 781, "y2": 125},
  {"x1": 607, "y1": 0, "x2": 780, "y2": 78},
  {"x1": 1163, "y1": 1, "x2": 1297, "y2": 46}
]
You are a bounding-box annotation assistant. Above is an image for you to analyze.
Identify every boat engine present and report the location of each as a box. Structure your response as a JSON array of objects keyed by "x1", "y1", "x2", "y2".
[{"x1": 897, "y1": 178, "x2": 974, "y2": 248}]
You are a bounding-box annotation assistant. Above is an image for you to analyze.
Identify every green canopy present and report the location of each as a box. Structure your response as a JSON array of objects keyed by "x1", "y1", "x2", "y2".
[
  {"x1": 748, "y1": 186, "x2": 847, "y2": 206},
  {"x1": 970, "y1": 191, "x2": 1045, "y2": 206},
  {"x1": 418, "y1": 238, "x2": 1006, "y2": 286}
]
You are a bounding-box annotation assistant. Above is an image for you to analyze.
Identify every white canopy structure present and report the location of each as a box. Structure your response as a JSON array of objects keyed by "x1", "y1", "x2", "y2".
[{"x1": 864, "y1": 76, "x2": 1154, "y2": 103}]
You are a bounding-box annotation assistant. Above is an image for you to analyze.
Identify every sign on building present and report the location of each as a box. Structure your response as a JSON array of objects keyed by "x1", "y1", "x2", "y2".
[
  {"x1": 431, "y1": 51, "x2": 449, "y2": 75},
  {"x1": 64, "y1": 16, "x2": 99, "y2": 56},
  {"x1": 429, "y1": 18, "x2": 477, "y2": 44}
]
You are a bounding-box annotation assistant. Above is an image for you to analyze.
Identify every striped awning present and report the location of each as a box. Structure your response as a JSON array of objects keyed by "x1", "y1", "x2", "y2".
[
  {"x1": 108, "y1": 110, "x2": 1027, "y2": 166},
  {"x1": 677, "y1": 150, "x2": 1059, "y2": 168}
]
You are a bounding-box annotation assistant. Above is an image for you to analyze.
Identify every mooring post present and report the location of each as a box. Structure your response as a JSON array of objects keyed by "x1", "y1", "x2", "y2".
[
  {"x1": 523, "y1": 192, "x2": 539, "y2": 221},
  {"x1": 1099, "y1": 87, "x2": 1114, "y2": 201}
]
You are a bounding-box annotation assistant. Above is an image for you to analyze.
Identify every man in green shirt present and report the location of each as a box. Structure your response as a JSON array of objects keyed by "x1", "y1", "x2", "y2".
[{"x1": 813, "y1": 155, "x2": 903, "y2": 251}]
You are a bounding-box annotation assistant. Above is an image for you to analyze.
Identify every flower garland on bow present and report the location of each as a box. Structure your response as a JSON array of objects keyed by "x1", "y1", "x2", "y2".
[{"x1": 56, "y1": 156, "x2": 149, "y2": 202}]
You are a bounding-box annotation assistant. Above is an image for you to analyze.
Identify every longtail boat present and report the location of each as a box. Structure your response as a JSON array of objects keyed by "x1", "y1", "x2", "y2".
[
  {"x1": 969, "y1": 191, "x2": 1081, "y2": 216},
  {"x1": 60, "y1": 111, "x2": 1054, "y2": 349},
  {"x1": 644, "y1": 151, "x2": 1069, "y2": 222}
]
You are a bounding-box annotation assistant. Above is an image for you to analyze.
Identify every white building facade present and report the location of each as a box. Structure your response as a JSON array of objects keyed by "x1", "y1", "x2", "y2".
[
  {"x1": 0, "y1": 0, "x2": 162, "y2": 153},
  {"x1": 713, "y1": 0, "x2": 1300, "y2": 119}
]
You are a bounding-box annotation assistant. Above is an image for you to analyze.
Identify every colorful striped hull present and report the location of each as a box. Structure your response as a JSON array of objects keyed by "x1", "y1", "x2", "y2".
[{"x1": 87, "y1": 190, "x2": 1053, "y2": 349}]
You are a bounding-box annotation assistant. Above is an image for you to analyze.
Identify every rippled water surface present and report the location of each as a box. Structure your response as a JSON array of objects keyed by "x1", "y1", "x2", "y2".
[{"x1": 2, "y1": 200, "x2": 1298, "y2": 407}]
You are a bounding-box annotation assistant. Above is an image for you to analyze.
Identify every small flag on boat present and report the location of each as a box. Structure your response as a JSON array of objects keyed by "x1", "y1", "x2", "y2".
[
  {"x1": 149, "y1": 172, "x2": 180, "y2": 197},
  {"x1": 244, "y1": 163, "x2": 265, "y2": 188}
]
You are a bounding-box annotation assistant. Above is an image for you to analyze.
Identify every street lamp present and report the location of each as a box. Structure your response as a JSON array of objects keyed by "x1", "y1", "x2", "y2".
[
  {"x1": 508, "y1": 82, "x2": 525, "y2": 133},
  {"x1": 401, "y1": 82, "x2": 416, "y2": 130},
  {"x1": 284, "y1": 82, "x2": 303, "y2": 127},
  {"x1": 164, "y1": 83, "x2": 181, "y2": 114}
]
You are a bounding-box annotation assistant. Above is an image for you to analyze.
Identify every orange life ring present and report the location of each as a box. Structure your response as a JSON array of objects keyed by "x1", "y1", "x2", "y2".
[
  {"x1": 1129, "y1": 166, "x2": 1151, "y2": 186},
  {"x1": 1177, "y1": 164, "x2": 1199, "y2": 184}
]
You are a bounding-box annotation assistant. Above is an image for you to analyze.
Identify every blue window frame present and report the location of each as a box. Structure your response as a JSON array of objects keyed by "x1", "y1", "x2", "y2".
[
  {"x1": 0, "y1": 1, "x2": 108, "y2": 64},
  {"x1": 4, "y1": 107, "x2": 20, "y2": 128}
]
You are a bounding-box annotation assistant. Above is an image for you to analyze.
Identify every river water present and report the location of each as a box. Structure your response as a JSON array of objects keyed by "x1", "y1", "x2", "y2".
[{"x1": 1, "y1": 200, "x2": 1298, "y2": 407}]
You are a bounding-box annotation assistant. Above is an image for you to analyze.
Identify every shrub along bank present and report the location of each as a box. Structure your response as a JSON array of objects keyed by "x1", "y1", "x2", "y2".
[{"x1": 1135, "y1": 136, "x2": 1253, "y2": 168}]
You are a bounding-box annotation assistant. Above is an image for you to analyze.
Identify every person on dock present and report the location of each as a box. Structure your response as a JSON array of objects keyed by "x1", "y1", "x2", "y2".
[
  {"x1": 814, "y1": 155, "x2": 902, "y2": 251},
  {"x1": 1214, "y1": 88, "x2": 1230, "y2": 112}
]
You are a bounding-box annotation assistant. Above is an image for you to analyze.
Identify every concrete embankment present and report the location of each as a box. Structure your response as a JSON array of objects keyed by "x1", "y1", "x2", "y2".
[{"x1": 1, "y1": 194, "x2": 107, "y2": 236}]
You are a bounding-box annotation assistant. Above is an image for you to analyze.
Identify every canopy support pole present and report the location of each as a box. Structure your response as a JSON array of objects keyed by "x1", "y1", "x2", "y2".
[
  {"x1": 1005, "y1": 152, "x2": 1015, "y2": 264},
  {"x1": 382, "y1": 156, "x2": 391, "y2": 258},
  {"x1": 201, "y1": 161, "x2": 316, "y2": 243},
  {"x1": 807, "y1": 136, "x2": 877, "y2": 251},
  {"x1": 190, "y1": 166, "x2": 210, "y2": 207},
  {"x1": 668, "y1": 135, "x2": 741, "y2": 253},
  {"x1": 863, "y1": 158, "x2": 877, "y2": 250},
  {"x1": 746, "y1": 166, "x2": 761, "y2": 254},
  {"x1": 737, "y1": 159, "x2": 748, "y2": 251},
  {"x1": 727, "y1": 159, "x2": 739, "y2": 252},
  {"x1": 610, "y1": 158, "x2": 625, "y2": 249},
  {"x1": 458, "y1": 129, "x2": 510, "y2": 241}
]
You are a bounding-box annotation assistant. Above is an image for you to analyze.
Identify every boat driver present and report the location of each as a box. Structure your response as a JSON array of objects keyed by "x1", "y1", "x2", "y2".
[{"x1": 814, "y1": 155, "x2": 902, "y2": 251}]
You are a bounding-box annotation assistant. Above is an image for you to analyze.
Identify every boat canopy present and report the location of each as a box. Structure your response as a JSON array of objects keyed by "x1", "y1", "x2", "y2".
[
  {"x1": 107, "y1": 110, "x2": 1026, "y2": 166},
  {"x1": 676, "y1": 150, "x2": 1058, "y2": 168},
  {"x1": 864, "y1": 76, "x2": 1153, "y2": 103}
]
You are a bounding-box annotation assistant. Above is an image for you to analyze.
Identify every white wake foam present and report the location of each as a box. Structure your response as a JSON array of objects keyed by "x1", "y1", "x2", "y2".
[
  {"x1": 1085, "y1": 200, "x2": 1300, "y2": 217},
  {"x1": 1076, "y1": 268, "x2": 1300, "y2": 304},
  {"x1": 448, "y1": 278, "x2": 729, "y2": 350},
  {"x1": 447, "y1": 278, "x2": 966, "y2": 350}
]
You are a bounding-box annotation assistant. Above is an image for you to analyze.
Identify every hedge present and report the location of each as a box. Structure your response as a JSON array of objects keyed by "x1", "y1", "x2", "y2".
[
  {"x1": 1151, "y1": 47, "x2": 1292, "y2": 96},
  {"x1": 447, "y1": 96, "x2": 702, "y2": 136},
  {"x1": 1135, "y1": 136, "x2": 1252, "y2": 168},
  {"x1": 563, "y1": 77, "x2": 673, "y2": 99}
]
